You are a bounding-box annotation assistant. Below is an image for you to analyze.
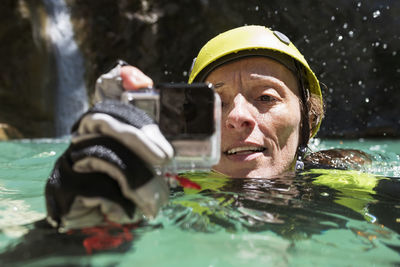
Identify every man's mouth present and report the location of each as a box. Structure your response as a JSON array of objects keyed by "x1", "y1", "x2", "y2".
[{"x1": 225, "y1": 146, "x2": 266, "y2": 155}]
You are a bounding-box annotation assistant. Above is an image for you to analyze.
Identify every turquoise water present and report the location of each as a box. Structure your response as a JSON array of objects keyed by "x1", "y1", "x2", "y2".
[{"x1": 0, "y1": 138, "x2": 399, "y2": 266}]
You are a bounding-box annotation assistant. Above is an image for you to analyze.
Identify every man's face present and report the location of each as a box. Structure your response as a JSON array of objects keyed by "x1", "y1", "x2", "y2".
[{"x1": 206, "y1": 57, "x2": 302, "y2": 178}]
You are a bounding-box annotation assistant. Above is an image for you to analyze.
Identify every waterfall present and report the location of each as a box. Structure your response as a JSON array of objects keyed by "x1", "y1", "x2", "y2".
[{"x1": 43, "y1": 0, "x2": 88, "y2": 136}]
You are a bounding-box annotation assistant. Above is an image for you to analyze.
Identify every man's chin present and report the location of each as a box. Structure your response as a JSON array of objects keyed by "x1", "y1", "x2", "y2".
[{"x1": 212, "y1": 166, "x2": 253, "y2": 178}]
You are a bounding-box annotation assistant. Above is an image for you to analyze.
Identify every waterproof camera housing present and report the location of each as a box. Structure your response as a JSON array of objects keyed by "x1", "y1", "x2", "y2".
[{"x1": 121, "y1": 83, "x2": 221, "y2": 171}]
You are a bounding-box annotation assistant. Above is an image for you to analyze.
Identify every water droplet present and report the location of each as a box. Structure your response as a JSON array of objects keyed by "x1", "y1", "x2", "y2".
[
  {"x1": 182, "y1": 71, "x2": 188, "y2": 76},
  {"x1": 329, "y1": 42, "x2": 334, "y2": 47},
  {"x1": 397, "y1": 69, "x2": 400, "y2": 73},
  {"x1": 365, "y1": 98, "x2": 369, "y2": 103},
  {"x1": 373, "y1": 68, "x2": 377, "y2": 72},
  {"x1": 358, "y1": 80, "x2": 363, "y2": 85},
  {"x1": 373, "y1": 10, "x2": 381, "y2": 18},
  {"x1": 337, "y1": 35, "x2": 343, "y2": 41},
  {"x1": 382, "y1": 43, "x2": 387, "y2": 49},
  {"x1": 331, "y1": 16, "x2": 335, "y2": 21},
  {"x1": 322, "y1": 62, "x2": 326, "y2": 66},
  {"x1": 363, "y1": 16, "x2": 367, "y2": 21},
  {"x1": 357, "y1": 2, "x2": 362, "y2": 7},
  {"x1": 255, "y1": 6, "x2": 259, "y2": 11},
  {"x1": 348, "y1": 31, "x2": 354, "y2": 37},
  {"x1": 362, "y1": 47, "x2": 367, "y2": 53},
  {"x1": 321, "y1": 192, "x2": 329, "y2": 197},
  {"x1": 393, "y1": 51, "x2": 397, "y2": 56},
  {"x1": 343, "y1": 23, "x2": 348, "y2": 29}
]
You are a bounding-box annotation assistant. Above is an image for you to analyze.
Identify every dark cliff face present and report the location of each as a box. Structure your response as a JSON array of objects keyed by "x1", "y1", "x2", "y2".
[
  {"x1": 1, "y1": 0, "x2": 400, "y2": 138},
  {"x1": 0, "y1": 0, "x2": 56, "y2": 138}
]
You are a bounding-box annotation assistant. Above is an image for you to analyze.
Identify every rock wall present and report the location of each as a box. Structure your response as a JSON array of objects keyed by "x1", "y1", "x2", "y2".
[
  {"x1": 1, "y1": 0, "x2": 399, "y2": 139},
  {"x1": 0, "y1": 0, "x2": 56, "y2": 139}
]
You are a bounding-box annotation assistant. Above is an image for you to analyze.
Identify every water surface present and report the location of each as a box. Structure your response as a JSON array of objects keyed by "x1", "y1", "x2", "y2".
[{"x1": 0, "y1": 138, "x2": 399, "y2": 266}]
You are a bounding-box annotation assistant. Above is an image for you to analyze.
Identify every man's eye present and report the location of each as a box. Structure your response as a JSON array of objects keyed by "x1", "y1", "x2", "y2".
[{"x1": 257, "y1": 95, "x2": 276, "y2": 102}]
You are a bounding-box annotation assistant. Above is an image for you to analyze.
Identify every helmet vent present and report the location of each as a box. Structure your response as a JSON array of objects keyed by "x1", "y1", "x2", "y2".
[{"x1": 273, "y1": 31, "x2": 291, "y2": 45}]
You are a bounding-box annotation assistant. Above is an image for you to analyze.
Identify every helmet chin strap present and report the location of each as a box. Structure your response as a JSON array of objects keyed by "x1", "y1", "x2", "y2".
[
  {"x1": 295, "y1": 146, "x2": 307, "y2": 170},
  {"x1": 294, "y1": 60, "x2": 310, "y2": 171}
]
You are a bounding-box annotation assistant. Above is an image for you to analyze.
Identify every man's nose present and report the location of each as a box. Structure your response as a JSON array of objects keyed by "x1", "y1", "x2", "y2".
[{"x1": 225, "y1": 94, "x2": 256, "y2": 131}]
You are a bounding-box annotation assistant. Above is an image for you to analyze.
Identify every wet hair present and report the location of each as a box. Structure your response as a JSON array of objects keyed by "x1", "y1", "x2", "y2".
[
  {"x1": 299, "y1": 92, "x2": 325, "y2": 147},
  {"x1": 308, "y1": 93, "x2": 325, "y2": 136},
  {"x1": 296, "y1": 61, "x2": 325, "y2": 149}
]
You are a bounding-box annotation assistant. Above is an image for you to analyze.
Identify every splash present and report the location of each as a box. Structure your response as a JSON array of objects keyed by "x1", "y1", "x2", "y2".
[
  {"x1": 372, "y1": 10, "x2": 381, "y2": 18},
  {"x1": 43, "y1": 0, "x2": 88, "y2": 136}
]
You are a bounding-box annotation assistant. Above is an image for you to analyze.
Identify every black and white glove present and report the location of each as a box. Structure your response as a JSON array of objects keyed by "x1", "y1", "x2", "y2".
[{"x1": 45, "y1": 100, "x2": 174, "y2": 230}]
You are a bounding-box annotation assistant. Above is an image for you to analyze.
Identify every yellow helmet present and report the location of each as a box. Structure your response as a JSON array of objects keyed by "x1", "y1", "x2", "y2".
[{"x1": 188, "y1": 25, "x2": 323, "y2": 138}]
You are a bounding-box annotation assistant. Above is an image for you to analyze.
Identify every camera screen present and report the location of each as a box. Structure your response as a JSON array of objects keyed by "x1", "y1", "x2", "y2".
[{"x1": 159, "y1": 83, "x2": 215, "y2": 139}]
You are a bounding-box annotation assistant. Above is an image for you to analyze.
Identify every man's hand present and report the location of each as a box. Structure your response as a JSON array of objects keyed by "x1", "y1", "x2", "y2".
[{"x1": 45, "y1": 100, "x2": 174, "y2": 230}]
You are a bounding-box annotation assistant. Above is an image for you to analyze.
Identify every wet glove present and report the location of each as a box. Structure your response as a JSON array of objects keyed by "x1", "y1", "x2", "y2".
[{"x1": 45, "y1": 100, "x2": 174, "y2": 230}]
